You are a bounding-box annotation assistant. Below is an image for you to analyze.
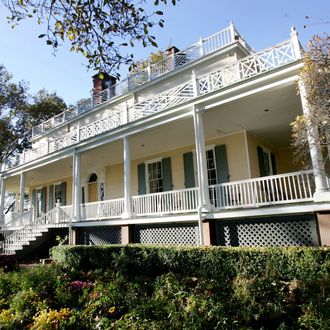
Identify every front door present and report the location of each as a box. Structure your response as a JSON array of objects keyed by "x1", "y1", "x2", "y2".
[{"x1": 88, "y1": 183, "x2": 98, "y2": 202}]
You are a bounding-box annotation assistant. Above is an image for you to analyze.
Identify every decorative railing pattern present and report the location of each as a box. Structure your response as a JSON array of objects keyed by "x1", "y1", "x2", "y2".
[
  {"x1": 131, "y1": 188, "x2": 199, "y2": 216},
  {"x1": 209, "y1": 170, "x2": 314, "y2": 210},
  {"x1": 198, "y1": 39, "x2": 295, "y2": 94},
  {"x1": 129, "y1": 81, "x2": 194, "y2": 122},
  {"x1": 80, "y1": 199, "x2": 124, "y2": 220},
  {"x1": 4, "y1": 37, "x2": 299, "y2": 170},
  {"x1": 30, "y1": 25, "x2": 247, "y2": 138},
  {"x1": 80, "y1": 111, "x2": 124, "y2": 141}
]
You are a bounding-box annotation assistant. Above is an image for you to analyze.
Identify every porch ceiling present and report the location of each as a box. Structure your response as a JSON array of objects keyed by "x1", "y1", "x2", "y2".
[{"x1": 203, "y1": 82, "x2": 301, "y2": 147}]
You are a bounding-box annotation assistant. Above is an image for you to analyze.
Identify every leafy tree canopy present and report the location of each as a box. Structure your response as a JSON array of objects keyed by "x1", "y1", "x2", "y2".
[
  {"x1": 1, "y1": 0, "x2": 179, "y2": 76},
  {"x1": 0, "y1": 65, "x2": 66, "y2": 162},
  {"x1": 291, "y1": 34, "x2": 330, "y2": 171}
]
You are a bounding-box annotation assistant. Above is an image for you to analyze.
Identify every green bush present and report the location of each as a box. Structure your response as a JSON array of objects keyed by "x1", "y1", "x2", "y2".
[
  {"x1": 0, "y1": 246, "x2": 329, "y2": 329},
  {"x1": 51, "y1": 245, "x2": 330, "y2": 280}
]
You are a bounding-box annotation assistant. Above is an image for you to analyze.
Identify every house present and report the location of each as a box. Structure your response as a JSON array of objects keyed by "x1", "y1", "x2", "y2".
[{"x1": 1, "y1": 23, "x2": 330, "y2": 257}]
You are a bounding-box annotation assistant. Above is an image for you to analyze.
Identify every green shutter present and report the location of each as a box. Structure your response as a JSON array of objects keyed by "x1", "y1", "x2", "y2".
[
  {"x1": 41, "y1": 187, "x2": 47, "y2": 213},
  {"x1": 215, "y1": 145, "x2": 229, "y2": 184},
  {"x1": 31, "y1": 189, "x2": 36, "y2": 217},
  {"x1": 48, "y1": 185, "x2": 54, "y2": 210},
  {"x1": 271, "y1": 153, "x2": 277, "y2": 175},
  {"x1": 137, "y1": 163, "x2": 146, "y2": 195},
  {"x1": 162, "y1": 157, "x2": 172, "y2": 191},
  {"x1": 60, "y1": 182, "x2": 67, "y2": 205},
  {"x1": 183, "y1": 152, "x2": 195, "y2": 188},
  {"x1": 257, "y1": 146, "x2": 267, "y2": 177},
  {"x1": 31, "y1": 189, "x2": 36, "y2": 209}
]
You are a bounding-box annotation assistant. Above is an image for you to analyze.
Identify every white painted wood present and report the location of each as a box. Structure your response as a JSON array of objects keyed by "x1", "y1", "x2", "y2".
[
  {"x1": 209, "y1": 170, "x2": 315, "y2": 210},
  {"x1": 131, "y1": 188, "x2": 199, "y2": 216}
]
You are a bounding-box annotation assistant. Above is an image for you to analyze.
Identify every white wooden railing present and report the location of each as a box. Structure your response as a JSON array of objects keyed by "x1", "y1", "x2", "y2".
[
  {"x1": 132, "y1": 188, "x2": 199, "y2": 216},
  {"x1": 80, "y1": 199, "x2": 124, "y2": 220},
  {"x1": 35, "y1": 205, "x2": 73, "y2": 225},
  {"x1": 3, "y1": 209, "x2": 33, "y2": 228},
  {"x1": 209, "y1": 170, "x2": 315, "y2": 210},
  {"x1": 30, "y1": 25, "x2": 247, "y2": 139},
  {"x1": 4, "y1": 36, "x2": 299, "y2": 171},
  {"x1": 198, "y1": 39, "x2": 296, "y2": 95}
]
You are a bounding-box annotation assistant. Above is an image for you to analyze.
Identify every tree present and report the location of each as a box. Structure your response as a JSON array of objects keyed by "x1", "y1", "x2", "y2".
[
  {"x1": 291, "y1": 34, "x2": 330, "y2": 172},
  {"x1": 1, "y1": 0, "x2": 179, "y2": 75},
  {"x1": 0, "y1": 65, "x2": 66, "y2": 162}
]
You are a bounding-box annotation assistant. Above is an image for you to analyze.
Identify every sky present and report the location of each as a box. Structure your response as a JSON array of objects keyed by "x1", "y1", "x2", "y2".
[{"x1": 0, "y1": 0, "x2": 329, "y2": 105}]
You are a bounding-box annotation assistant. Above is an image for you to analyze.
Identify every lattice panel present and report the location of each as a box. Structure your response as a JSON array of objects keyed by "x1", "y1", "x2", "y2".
[
  {"x1": 215, "y1": 214, "x2": 318, "y2": 247},
  {"x1": 134, "y1": 223, "x2": 198, "y2": 245},
  {"x1": 78, "y1": 226, "x2": 121, "y2": 245}
]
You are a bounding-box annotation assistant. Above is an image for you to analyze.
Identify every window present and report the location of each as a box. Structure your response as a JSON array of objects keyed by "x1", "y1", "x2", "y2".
[
  {"x1": 147, "y1": 161, "x2": 163, "y2": 193},
  {"x1": 54, "y1": 184, "x2": 62, "y2": 204},
  {"x1": 206, "y1": 149, "x2": 217, "y2": 185},
  {"x1": 257, "y1": 146, "x2": 276, "y2": 177}
]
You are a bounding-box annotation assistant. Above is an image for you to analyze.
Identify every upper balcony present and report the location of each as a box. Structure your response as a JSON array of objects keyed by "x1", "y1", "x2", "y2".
[
  {"x1": 30, "y1": 24, "x2": 252, "y2": 139},
  {"x1": 3, "y1": 27, "x2": 303, "y2": 172}
]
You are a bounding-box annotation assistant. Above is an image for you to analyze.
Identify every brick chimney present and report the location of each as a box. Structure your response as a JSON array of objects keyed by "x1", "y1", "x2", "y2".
[
  {"x1": 165, "y1": 46, "x2": 180, "y2": 58},
  {"x1": 92, "y1": 73, "x2": 117, "y2": 96}
]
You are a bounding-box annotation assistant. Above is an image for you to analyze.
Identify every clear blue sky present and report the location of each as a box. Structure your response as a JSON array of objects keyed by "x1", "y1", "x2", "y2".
[{"x1": 0, "y1": 0, "x2": 329, "y2": 105}]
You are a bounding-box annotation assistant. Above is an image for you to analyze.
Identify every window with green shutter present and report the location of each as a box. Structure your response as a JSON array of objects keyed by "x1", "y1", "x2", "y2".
[
  {"x1": 138, "y1": 158, "x2": 172, "y2": 194},
  {"x1": 257, "y1": 146, "x2": 275, "y2": 177}
]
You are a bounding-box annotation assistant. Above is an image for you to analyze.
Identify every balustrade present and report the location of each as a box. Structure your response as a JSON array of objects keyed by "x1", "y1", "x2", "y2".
[
  {"x1": 4, "y1": 36, "x2": 299, "y2": 170},
  {"x1": 80, "y1": 199, "x2": 124, "y2": 220},
  {"x1": 209, "y1": 170, "x2": 314, "y2": 210},
  {"x1": 131, "y1": 188, "x2": 199, "y2": 216}
]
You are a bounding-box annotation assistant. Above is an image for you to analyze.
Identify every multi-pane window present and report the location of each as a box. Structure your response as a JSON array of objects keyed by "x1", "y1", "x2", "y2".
[
  {"x1": 54, "y1": 184, "x2": 62, "y2": 205},
  {"x1": 206, "y1": 149, "x2": 217, "y2": 185},
  {"x1": 147, "y1": 161, "x2": 163, "y2": 193}
]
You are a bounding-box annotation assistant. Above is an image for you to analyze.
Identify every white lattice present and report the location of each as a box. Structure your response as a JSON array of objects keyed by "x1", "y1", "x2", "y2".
[
  {"x1": 199, "y1": 39, "x2": 295, "y2": 95},
  {"x1": 80, "y1": 111, "x2": 123, "y2": 141},
  {"x1": 129, "y1": 81, "x2": 194, "y2": 122}
]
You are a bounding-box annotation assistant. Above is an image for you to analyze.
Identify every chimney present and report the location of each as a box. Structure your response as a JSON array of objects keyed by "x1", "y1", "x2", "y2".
[
  {"x1": 165, "y1": 46, "x2": 180, "y2": 58},
  {"x1": 92, "y1": 73, "x2": 117, "y2": 96}
]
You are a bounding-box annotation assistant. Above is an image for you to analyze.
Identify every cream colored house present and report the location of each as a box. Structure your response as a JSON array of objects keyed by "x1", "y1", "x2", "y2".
[{"x1": 1, "y1": 24, "x2": 330, "y2": 256}]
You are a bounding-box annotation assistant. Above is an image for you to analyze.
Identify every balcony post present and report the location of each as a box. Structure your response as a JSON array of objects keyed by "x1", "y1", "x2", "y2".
[
  {"x1": 122, "y1": 137, "x2": 132, "y2": 219},
  {"x1": 0, "y1": 167, "x2": 6, "y2": 225},
  {"x1": 199, "y1": 37, "x2": 204, "y2": 57},
  {"x1": 72, "y1": 149, "x2": 81, "y2": 222},
  {"x1": 19, "y1": 172, "x2": 25, "y2": 215},
  {"x1": 290, "y1": 27, "x2": 303, "y2": 60},
  {"x1": 193, "y1": 106, "x2": 211, "y2": 213},
  {"x1": 298, "y1": 81, "x2": 330, "y2": 202}
]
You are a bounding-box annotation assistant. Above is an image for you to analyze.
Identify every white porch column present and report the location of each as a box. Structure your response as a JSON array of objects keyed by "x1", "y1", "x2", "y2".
[
  {"x1": 72, "y1": 150, "x2": 81, "y2": 222},
  {"x1": 299, "y1": 81, "x2": 330, "y2": 202},
  {"x1": 193, "y1": 106, "x2": 211, "y2": 212},
  {"x1": 122, "y1": 137, "x2": 132, "y2": 219},
  {"x1": 19, "y1": 172, "x2": 25, "y2": 215},
  {"x1": 0, "y1": 175, "x2": 6, "y2": 225}
]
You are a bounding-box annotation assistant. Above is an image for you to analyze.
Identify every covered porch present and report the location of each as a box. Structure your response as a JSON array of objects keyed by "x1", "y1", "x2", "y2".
[{"x1": 3, "y1": 170, "x2": 325, "y2": 228}]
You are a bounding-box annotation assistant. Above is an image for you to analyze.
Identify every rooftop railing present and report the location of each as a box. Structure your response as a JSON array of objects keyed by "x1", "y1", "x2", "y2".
[
  {"x1": 31, "y1": 24, "x2": 251, "y2": 139},
  {"x1": 4, "y1": 36, "x2": 299, "y2": 171}
]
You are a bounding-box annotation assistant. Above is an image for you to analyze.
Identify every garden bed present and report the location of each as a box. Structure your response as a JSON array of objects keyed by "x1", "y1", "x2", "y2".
[{"x1": 0, "y1": 245, "x2": 329, "y2": 329}]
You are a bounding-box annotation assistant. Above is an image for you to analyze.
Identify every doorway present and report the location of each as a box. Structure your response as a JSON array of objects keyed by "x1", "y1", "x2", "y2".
[{"x1": 88, "y1": 173, "x2": 98, "y2": 202}]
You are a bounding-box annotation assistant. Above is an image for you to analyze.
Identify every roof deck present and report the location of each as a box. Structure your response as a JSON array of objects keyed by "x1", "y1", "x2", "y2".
[{"x1": 31, "y1": 24, "x2": 252, "y2": 138}]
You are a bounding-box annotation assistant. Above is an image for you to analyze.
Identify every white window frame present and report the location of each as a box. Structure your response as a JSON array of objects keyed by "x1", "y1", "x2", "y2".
[
  {"x1": 144, "y1": 157, "x2": 163, "y2": 194},
  {"x1": 192, "y1": 145, "x2": 217, "y2": 186},
  {"x1": 260, "y1": 146, "x2": 274, "y2": 176}
]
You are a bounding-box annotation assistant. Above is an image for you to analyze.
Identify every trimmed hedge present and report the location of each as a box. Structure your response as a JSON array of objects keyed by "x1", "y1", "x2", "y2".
[{"x1": 51, "y1": 244, "x2": 330, "y2": 281}]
